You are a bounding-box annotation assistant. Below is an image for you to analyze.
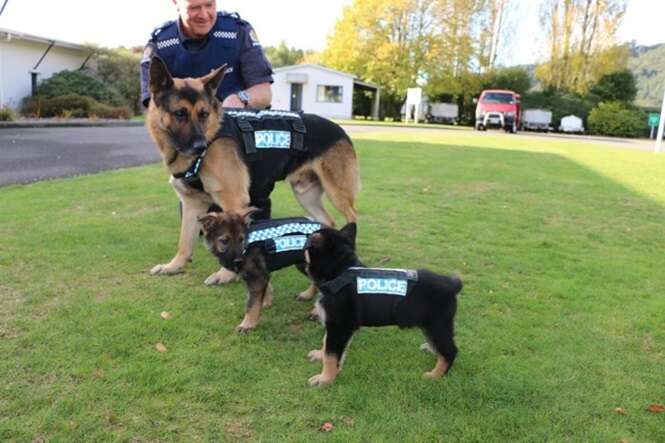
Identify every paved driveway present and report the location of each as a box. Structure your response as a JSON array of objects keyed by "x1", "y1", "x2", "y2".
[
  {"x1": 0, "y1": 126, "x2": 159, "y2": 186},
  {"x1": 0, "y1": 124, "x2": 658, "y2": 187}
]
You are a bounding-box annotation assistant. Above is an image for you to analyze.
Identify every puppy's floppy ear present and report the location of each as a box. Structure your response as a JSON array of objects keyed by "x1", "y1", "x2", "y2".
[
  {"x1": 340, "y1": 222, "x2": 357, "y2": 247},
  {"x1": 201, "y1": 64, "x2": 227, "y2": 97},
  {"x1": 239, "y1": 206, "x2": 261, "y2": 227},
  {"x1": 149, "y1": 57, "x2": 174, "y2": 96},
  {"x1": 198, "y1": 213, "x2": 219, "y2": 233},
  {"x1": 308, "y1": 232, "x2": 324, "y2": 248}
]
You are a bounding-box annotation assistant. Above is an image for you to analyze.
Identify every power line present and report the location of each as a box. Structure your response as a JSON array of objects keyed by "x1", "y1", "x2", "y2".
[{"x1": 0, "y1": 0, "x2": 8, "y2": 17}]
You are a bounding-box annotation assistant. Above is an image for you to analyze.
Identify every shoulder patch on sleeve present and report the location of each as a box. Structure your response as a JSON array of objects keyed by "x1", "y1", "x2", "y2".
[{"x1": 141, "y1": 44, "x2": 155, "y2": 63}]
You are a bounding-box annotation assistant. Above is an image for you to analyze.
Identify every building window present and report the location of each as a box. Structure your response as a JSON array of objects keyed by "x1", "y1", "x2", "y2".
[{"x1": 317, "y1": 85, "x2": 343, "y2": 103}]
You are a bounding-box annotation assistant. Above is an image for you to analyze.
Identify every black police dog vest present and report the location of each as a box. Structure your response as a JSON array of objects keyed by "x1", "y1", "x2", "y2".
[
  {"x1": 319, "y1": 267, "x2": 420, "y2": 327},
  {"x1": 173, "y1": 109, "x2": 350, "y2": 214},
  {"x1": 245, "y1": 217, "x2": 322, "y2": 272},
  {"x1": 151, "y1": 12, "x2": 244, "y2": 102}
]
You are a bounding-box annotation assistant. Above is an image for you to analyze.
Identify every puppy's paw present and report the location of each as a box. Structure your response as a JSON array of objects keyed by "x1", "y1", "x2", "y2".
[
  {"x1": 419, "y1": 342, "x2": 434, "y2": 354},
  {"x1": 423, "y1": 370, "x2": 444, "y2": 380},
  {"x1": 307, "y1": 349, "x2": 323, "y2": 362},
  {"x1": 150, "y1": 263, "x2": 183, "y2": 275},
  {"x1": 204, "y1": 268, "x2": 238, "y2": 286},
  {"x1": 235, "y1": 322, "x2": 256, "y2": 334},
  {"x1": 262, "y1": 298, "x2": 273, "y2": 308},
  {"x1": 296, "y1": 291, "x2": 314, "y2": 301},
  {"x1": 308, "y1": 373, "x2": 333, "y2": 387},
  {"x1": 307, "y1": 307, "x2": 321, "y2": 322}
]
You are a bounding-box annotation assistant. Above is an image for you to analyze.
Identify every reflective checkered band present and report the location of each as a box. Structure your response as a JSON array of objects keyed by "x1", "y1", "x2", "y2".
[
  {"x1": 225, "y1": 109, "x2": 301, "y2": 119},
  {"x1": 213, "y1": 31, "x2": 237, "y2": 39},
  {"x1": 247, "y1": 222, "x2": 321, "y2": 244},
  {"x1": 156, "y1": 38, "x2": 179, "y2": 50}
]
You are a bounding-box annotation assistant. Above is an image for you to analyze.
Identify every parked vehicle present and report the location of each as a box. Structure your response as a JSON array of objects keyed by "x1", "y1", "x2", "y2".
[
  {"x1": 522, "y1": 109, "x2": 552, "y2": 132},
  {"x1": 559, "y1": 115, "x2": 585, "y2": 133},
  {"x1": 474, "y1": 89, "x2": 521, "y2": 133},
  {"x1": 426, "y1": 102, "x2": 458, "y2": 124}
]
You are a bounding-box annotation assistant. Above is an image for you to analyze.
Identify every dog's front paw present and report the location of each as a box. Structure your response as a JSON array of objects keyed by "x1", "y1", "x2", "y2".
[
  {"x1": 307, "y1": 349, "x2": 323, "y2": 362},
  {"x1": 235, "y1": 322, "x2": 256, "y2": 334},
  {"x1": 423, "y1": 370, "x2": 444, "y2": 380},
  {"x1": 307, "y1": 306, "x2": 321, "y2": 322},
  {"x1": 420, "y1": 342, "x2": 434, "y2": 354},
  {"x1": 150, "y1": 263, "x2": 183, "y2": 275},
  {"x1": 204, "y1": 268, "x2": 238, "y2": 286},
  {"x1": 308, "y1": 373, "x2": 333, "y2": 387}
]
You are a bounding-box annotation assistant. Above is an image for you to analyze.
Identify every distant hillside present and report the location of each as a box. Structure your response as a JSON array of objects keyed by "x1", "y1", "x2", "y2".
[
  {"x1": 511, "y1": 45, "x2": 664, "y2": 108},
  {"x1": 629, "y1": 43, "x2": 665, "y2": 108}
]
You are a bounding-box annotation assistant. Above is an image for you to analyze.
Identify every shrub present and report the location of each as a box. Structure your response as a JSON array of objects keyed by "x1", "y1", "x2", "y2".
[
  {"x1": 19, "y1": 94, "x2": 129, "y2": 119},
  {"x1": 0, "y1": 106, "x2": 16, "y2": 121},
  {"x1": 587, "y1": 101, "x2": 648, "y2": 138},
  {"x1": 36, "y1": 70, "x2": 123, "y2": 106},
  {"x1": 39, "y1": 94, "x2": 96, "y2": 118},
  {"x1": 522, "y1": 90, "x2": 599, "y2": 127},
  {"x1": 91, "y1": 103, "x2": 130, "y2": 119}
]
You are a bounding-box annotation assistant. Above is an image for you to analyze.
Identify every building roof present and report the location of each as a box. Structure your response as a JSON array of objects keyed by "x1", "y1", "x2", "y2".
[
  {"x1": 0, "y1": 27, "x2": 90, "y2": 51},
  {"x1": 274, "y1": 63, "x2": 380, "y2": 90},
  {"x1": 274, "y1": 64, "x2": 357, "y2": 80}
]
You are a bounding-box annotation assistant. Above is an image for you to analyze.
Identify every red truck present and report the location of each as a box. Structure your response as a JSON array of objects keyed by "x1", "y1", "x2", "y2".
[{"x1": 474, "y1": 89, "x2": 521, "y2": 133}]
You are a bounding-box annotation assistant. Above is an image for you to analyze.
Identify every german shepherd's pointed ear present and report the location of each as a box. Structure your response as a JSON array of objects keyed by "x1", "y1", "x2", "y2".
[
  {"x1": 201, "y1": 64, "x2": 228, "y2": 97},
  {"x1": 198, "y1": 213, "x2": 220, "y2": 234},
  {"x1": 340, "y1": 222, "x2": 357, "y2": 248},
  {"x1": 149, "y1": 57, "x2": 174, "y2": 97},
  {"x1": 239, "y1": 206, "x2": 261, "y2": 227}
]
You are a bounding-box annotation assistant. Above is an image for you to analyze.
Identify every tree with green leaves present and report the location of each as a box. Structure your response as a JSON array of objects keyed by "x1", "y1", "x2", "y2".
[
  {"x1": 321, "y1": 0, "x2": 495, "y2": 118},
  {"x1": 263, "y1": 41, "x2": 313, "y2": 68},
  {"x1": 589, "y1": 69, "x2": 637, "y2": 103},
  {"x1": 536, "y1": 0, "x2": 628, "y2": 93}
]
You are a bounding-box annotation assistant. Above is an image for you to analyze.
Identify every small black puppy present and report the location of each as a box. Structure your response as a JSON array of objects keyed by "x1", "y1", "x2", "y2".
[
  {"x1": 199, "y1": 208, "x2": 322, "y2": 332},
  {"x1": 304, "y1": 223, "x2": 462, "y2": 386}
]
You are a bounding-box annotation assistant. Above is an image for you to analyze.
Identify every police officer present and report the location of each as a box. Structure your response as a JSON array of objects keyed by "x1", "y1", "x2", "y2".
[
  {"x1": 140, "y1": 0, "x2": 276, "y2": 218},
  {"x1": 140, "y1": 0, "x2": 273, "y2": 110}
]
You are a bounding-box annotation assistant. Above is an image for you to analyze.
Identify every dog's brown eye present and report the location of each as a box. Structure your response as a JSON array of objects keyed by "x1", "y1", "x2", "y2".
[
  {"x1": 238, "y1": 235, "x2": 245, "y2": 243},
  {"x1": 199, "y1": 110, "x2": 210, "y2": 120},
  {"x1": 174, "y1": 108, "x2": 189, "y2": 120},
  {"x1": 219, "y1": 236, "x2": 230, "y2": 246}
]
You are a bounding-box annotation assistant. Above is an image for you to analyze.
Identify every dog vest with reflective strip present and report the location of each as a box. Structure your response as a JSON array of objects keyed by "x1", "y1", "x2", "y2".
[
  {"x1": 245, "y1": 217, "x2": 321, "y2": 272},
  {"x1": 217, "y1": 109, "x2": 309, "y2": 213},
  {"x1": 174, "y1": 108, "x2": 307, "y2": 193},
  {"x1": 319, "y1": 267, "x2": 420, "y2": 327}
]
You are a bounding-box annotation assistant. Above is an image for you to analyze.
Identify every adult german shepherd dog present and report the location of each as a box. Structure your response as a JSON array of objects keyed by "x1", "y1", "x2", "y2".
[{"x1": 146, "y1": 57, "x2": 360, "y2": 284}]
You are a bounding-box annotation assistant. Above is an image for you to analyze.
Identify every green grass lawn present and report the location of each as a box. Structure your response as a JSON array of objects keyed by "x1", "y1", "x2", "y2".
[{"x1": 1, "y1": 130, "x2": 664, "y2": 442}]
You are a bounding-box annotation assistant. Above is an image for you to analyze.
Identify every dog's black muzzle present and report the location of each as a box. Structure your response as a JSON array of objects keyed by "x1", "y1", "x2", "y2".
[{"x1": 176, "y1": 138, "x2": 208, "y2": 156}]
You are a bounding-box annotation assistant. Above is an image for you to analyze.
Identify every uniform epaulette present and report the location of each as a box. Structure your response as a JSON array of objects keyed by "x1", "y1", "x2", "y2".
[
  {"x1": 219, "y1": 10, "x2": 248, "y2": 25},
  {"x1": 151, "y1": 20, "x2": 176, "y2": 39}
]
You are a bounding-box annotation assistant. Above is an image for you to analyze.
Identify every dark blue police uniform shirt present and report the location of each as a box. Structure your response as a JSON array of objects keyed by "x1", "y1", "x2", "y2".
[{"x1": 140, "y1": 11, "x2": 273, "y2": 107}]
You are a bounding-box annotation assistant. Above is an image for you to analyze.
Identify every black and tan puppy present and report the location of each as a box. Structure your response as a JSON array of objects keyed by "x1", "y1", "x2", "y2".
[
  {"x1": 199, "y1": 208, "x2": 322, "y2": 332},
  {"x1": 303, "y1": 223, "x2": 462, "y2": 386},
  {"x1": 146, "y1": 57, "x2": 359, "y2": 286}
]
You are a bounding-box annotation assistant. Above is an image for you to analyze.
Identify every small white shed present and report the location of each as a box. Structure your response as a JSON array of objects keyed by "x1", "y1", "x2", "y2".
[
  {"x1": 0, "y1": 28, "x2": 93, "y2": 109},
  {"x1": 272, "y1": 64, "x2": 380, "y2": 120}
]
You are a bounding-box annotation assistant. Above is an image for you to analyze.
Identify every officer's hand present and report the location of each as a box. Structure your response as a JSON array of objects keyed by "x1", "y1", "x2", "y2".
[{"x1": 222, "y1": 94, "x2": 246, "y2": 109}]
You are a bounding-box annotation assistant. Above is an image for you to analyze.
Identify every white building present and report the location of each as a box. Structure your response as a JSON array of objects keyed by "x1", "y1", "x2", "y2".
[
  {"x1": 0, "y1": 28, "x2": 92, "y2": 109},
  {"x1": 272, "y1": 64, "x2": 380, "y2": 120}
]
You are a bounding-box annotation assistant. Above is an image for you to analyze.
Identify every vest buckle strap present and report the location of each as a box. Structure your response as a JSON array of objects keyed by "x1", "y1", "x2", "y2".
[
  {"x1": 290, "y1": 119, "x2": 306, "y2": 152},
  {"x1": 236, "y1": 118, "x2": 257, "y2": 155}
]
